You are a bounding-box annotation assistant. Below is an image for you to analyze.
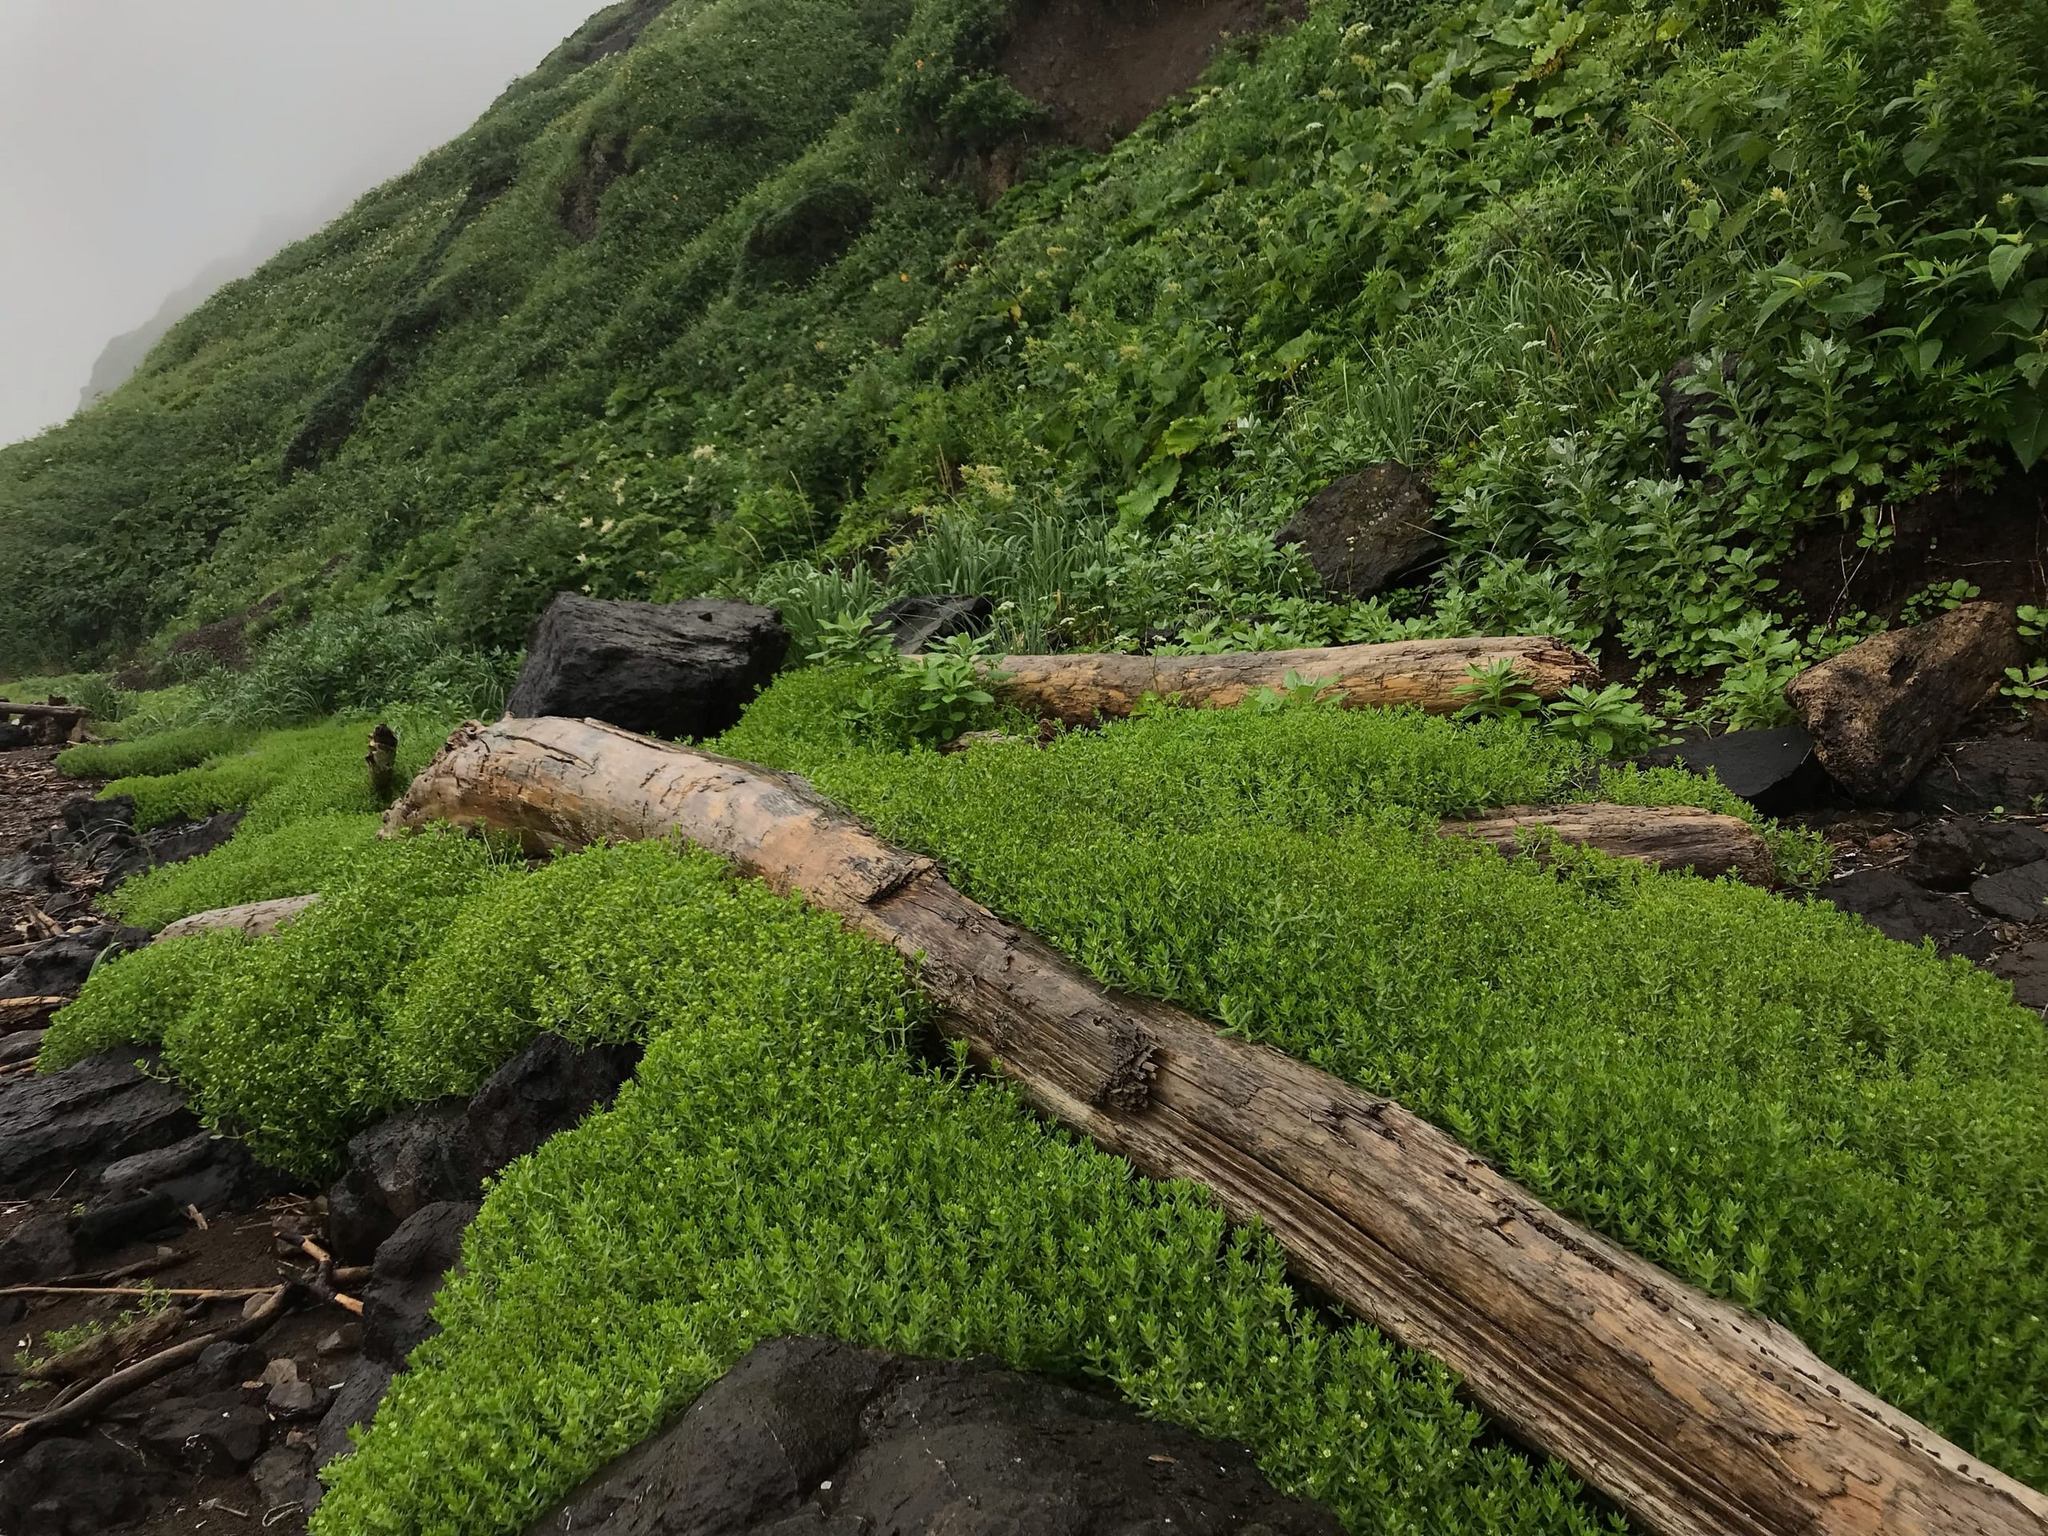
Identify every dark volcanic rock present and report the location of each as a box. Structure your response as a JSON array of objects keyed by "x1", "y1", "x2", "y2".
[
  {"x1": 1908, "y1": 739, "x2": 2048, "y2": 814},
  {"x1": 144, "y1": 811, "x2": 244, "y2": 871},
  {"x1": 523, "y1": 1335, "x2": 1346, "y2": 1536},
  {"x1": 0, "y1": 1050, "x2": 199, "y2": 1191},
  {"x1": 1661, "y1": 353, "x2": 1742, "y2": 478},
  {"x1": 0, "y1": 721, "x2": 31, "y2": 752},
  {"x1": 874, "y1": 595, "x2": 994, "y2": 654},
  {"x1": 193, "y1": 1339, "x2": 268, "y2": 1391},
  {"x1": 1904, "y1": 818, "x2": 2048, "y2": 890},
  {"x1": 449, "y1": 1035, "x2": 642, "y2": 1192},
  {"x1": 1636, "y1": 727, "x2": 1822, "y2": 812},
  {"x1": 0, "y1": 1031, "x2": 42, "y2": 1066},
  {"x1": 0, "y1": 926, "x2": 152, "y2": 1002},
  {"x1": 0, "y1": 1212, "x2": 78, "y2": 1287},
  {"x1": 316, "y1": 1359, "x2": 397, "y2": 1470},
  {"x1": 252, "y1": 1443, "x2": 323, "y2": 1517},
  {"x1": 329, "y1": 1034, "x2": 642, "y2": 1263},
  {"x1": 362, "y1": 1200, "x2": 478, "y2": 1364},
  {"x1": 1971, "y1": 858, "x2": 2048, "y2": 923},
  {"x1": 1785, "y1": 603, "x2": 2021, "y2": 803},
  {"x1": 138, "y1": 1389, "x2": 270, "y2": 1473},
  {"x1": 1275, "y1": 464, "x2": 1441, "y2": 599},
  {"x1": 73, "y1": 1189, "x2": 183, "y2": 1254},
  {"x1": 1993, "y1": 940, "x2": 2048, "y2": 1010},
  {"x1": 506, "y1": 594, "x2": 789, "y2": 739},
  {"x1": 0, "y1": 1433, "x2": 178, "y2": 1535},
  {"x1": 1817, "y1": 870, "x2": 1992, "y2": 959}
]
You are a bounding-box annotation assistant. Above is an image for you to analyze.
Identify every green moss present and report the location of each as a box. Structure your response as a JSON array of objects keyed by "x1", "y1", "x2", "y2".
[{"x1": 102, "y1": 813, "x2": 383, "y2": 930}]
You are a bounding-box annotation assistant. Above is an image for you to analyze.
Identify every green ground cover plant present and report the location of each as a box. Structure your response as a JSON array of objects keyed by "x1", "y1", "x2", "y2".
[
  {"x1": 720, "y1": 672, "x2": 2048, "y2": 1482},
  {"x1": 100, "y1": 709, "x2": 456, "y2": 830},
  {"x1": 313, "y1": 964, "x2": 1620, "y2": 1536},
  {"x1": 58, "y1": 724, "x2": 260, "y2": 783},
  {"x1": 101, "y1": 812, "x2": 384, "y2": 930}
]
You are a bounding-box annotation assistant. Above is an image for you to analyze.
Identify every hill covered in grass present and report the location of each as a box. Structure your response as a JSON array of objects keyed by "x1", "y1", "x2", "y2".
[{"x1": 5, "y1": 0, "x2": 2048, "y2": 727}]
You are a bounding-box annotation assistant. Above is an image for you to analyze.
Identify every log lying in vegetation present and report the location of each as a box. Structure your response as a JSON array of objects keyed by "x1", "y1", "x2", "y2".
[
  {"x1": 991, "y1": 636, "x2": 1598, "y2": 725},
  {"x1": 387, "y1": 716, "x2": 2048, "y2": 1536},
  {"x1": 156, "y1": 894, "x2": 322, "y2": 943},
  {"x1": 1441, "y1": 802, "x2": 1773, "y2": 883},
  {"x1": 0, "y1": 701, "x2": 87, "y2": 722}
]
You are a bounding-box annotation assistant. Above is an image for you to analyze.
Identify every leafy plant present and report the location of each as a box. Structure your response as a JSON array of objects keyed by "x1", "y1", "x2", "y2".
[
  {"x1": 1544, "y1": 684, "x2": 1668, "y2": 757},
  {"x1": 1453, "y1": 659, "x2": 1541, "y2": 720}
]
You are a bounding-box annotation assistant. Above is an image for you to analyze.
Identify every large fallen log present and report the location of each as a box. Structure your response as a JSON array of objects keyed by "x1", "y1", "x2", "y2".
[
  {"x1": 386, "y1": 717, "x2": 2048, "y2": 1536},
  {"x1": 0, "y1": 702, "x2": 88, "y2": 722},
  {"x1": 991, "y1": 636, "x2": 1598, "y2": 725},
  {"x1": 1441, "y1": 802, "x2": 1773, "y2": 883}
]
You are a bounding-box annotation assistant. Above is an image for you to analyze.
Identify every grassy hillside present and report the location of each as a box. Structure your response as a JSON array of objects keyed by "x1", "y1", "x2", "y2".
[{"x1": 6, "y1": 0, "x2": 2046, "y2": 718}]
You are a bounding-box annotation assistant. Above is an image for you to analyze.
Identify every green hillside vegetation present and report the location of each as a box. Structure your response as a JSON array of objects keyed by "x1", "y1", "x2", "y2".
[{"x1": 5, "y1": 0, "x2": 2047, "y2": 724}]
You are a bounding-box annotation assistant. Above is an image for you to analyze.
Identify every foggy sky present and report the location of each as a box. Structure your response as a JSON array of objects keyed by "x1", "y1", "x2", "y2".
[{"x1": 0, "y1": 0, "x2": 603, "y2": 448}]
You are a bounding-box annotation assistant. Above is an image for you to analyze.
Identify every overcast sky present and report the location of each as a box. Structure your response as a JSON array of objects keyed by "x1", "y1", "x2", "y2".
[{"x1": 0, "y1": 0, "x2": 602, "y2": 448}]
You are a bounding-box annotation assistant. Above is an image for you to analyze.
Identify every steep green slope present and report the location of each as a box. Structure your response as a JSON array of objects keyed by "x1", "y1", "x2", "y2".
[{"x1": 5, "y1": 0, "x2": 2047, "y2": 709}]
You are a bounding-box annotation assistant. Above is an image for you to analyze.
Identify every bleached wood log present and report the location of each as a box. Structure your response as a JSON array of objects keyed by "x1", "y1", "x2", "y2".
[
  {"x1": 992, "y1": 636, "x2": 1598, "y2": 725},
  {"x1": 384, "y1": 716, "x2": 2048, "y2": 1536},
  {"x1": 155, "y1": 894, "x2": 321, "y2": 943},
  {"x1": 1441, "y1": 802, "x2": 1773, "y2": 883}
]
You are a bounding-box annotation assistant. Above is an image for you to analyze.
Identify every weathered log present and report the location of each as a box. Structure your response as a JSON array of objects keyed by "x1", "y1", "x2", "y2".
[
  {"x1": 0, "y1": 702, "x2": 87, "y2": 721},
  {"x1": 366, "y1": 722, "x2": 399, "y2": 806},
  {"x1": 385, "y1": 717, "x2": 2048, "y2": 1536},
  {"x1": 1441, "y1": 802, "x2": 1773, "y2": 883},
  {"x1": 156, "y1": 894, "x2": 321, "y2": 943},
  {"x1": 992, "y1": 636, "x2": 1598, "y2": 726}
]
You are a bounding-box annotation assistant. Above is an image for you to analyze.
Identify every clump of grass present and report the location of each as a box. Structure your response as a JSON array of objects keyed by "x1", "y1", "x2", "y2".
[{"x1": 59, "y1": 724, "x2": 259, "y2": 782}]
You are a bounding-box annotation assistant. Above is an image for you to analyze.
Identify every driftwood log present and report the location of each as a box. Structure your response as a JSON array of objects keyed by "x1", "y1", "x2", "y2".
[
  {"x1": 0, "y1": 702, "x2": 87, "y2": 722},
  {"x1": 156, "y1": 894, "x2": 322, "y2": 943},
  {"x1": 1442, "y1": 802, "x2": 1773, "y2": 883},
  {"x1": 991, "y1": 636, "x2": 1598, "y2": 725},
  {"x1": 386, "y1": 717, "x2": 2048, "y2": 1536}
]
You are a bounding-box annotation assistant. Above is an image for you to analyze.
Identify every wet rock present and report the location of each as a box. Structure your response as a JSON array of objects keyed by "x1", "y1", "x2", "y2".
[
  {"x1": 252, "y1": 1442, "x2": 322, "y2": 1518},
  {"x1": 0, "y1": 927, "x2": 152, "y2": 1002},
  {"x1": 1275, "y1": 464, "x2": 1441, "y2": 600},
  {"x1": 1992, "y1": 941, "x2": 2048, "y2": 1010},
  {"x1": 1903, "y1": 818, "x2": 2048, "y2": 890},
  {"x1": 1908, "y1": 739, "x2": 2048, "y2": 815},
  {"x1": 1636, "y1": 727, "x2": 1822, "y2": 813},
  {"x1": 874, "y1": 595, "x2": 994, "y2": 654},
  {"x1": 99, "y1": 1131, "x2": 218, "y2": 1195},
  {"x1": 362, "y1": 1200, "x2": 477, "y2": 1364},
  {"x1": 1817, "y1": 870, "x2": 1992, "y2": 959},
  {"x1": 137, "y1": 1389, "x2": 270, "y2": 1473},
  {"x1": 0, "y1": 1212, "x2": 78, "y2": 1287},
  {"x1": 448, "y1": 1035, "x2": 641, "y2": 1193},
  {"x1": 0, "y1": 1030, "x2": 42, "y2": 1067},
  {"x1": 329, "y1": 1034, "x2": 641, "y2": 1263},
  {"x1": 0, "y1": 1433, "x2": 177, "y2": 1535},
  {"x1": 1786, "y1": 603, "x2": 2022, "y2": 803},
  {"x1": 315, "y1": 1359, "x2": 396, "y2": 1469},
  {"x1": 523, "y1": 1335, "x2": 1346, "y2": 1536},
  {"x1": 0, "y1": 722, "x2": 31, "y2": 752},
  {"x1": 1971, "y1": 859, "x2": 2048, "y2": 923},
  {"x1": 269, "y1": 1378, "x2": 325, "y2": 1419},
  {"x1": 0, "y1": 1051, "x2": 198, "y2": 1192},
  {"x1": 144, "y1": 811, "x2": 244, "y2": 870},
  {"x1": 505, "y1": 593, "x2": 789, "y2": 740}
]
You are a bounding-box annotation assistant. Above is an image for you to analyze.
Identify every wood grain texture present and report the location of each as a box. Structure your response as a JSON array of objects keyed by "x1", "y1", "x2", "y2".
[
  {"x1": 155, "y1": 894, "x2": 322, "y2": 943},
  {"x1": 1441, "y1": 802, "x2": 1773, "y2": 883},
  {"x1": 994, "y1": 635, "x2": 1599, "y2": 725},
  {"x1": 386, "y1": 716, "x2": 2048, "y2": 1536}
]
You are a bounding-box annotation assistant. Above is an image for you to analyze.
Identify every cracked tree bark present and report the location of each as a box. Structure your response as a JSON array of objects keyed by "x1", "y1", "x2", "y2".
[{"x1": 386, "y1": 715, "x2": 2048, "y2": 1536}]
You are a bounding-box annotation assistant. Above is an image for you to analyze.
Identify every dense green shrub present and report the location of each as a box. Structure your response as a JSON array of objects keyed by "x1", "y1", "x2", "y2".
[
  {"x1": 102, "y1": 813, "x2": 384, "y2": 929},
  {"x1": 102, "y1": 709, "x2": 457, "y2": 830},
  {"x1": 720, "y1": 680, "x2": 2048, "y2": 1482},
  {"x1": 311, "y1": 901, "x2": 1616, "y2": 1536}
]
